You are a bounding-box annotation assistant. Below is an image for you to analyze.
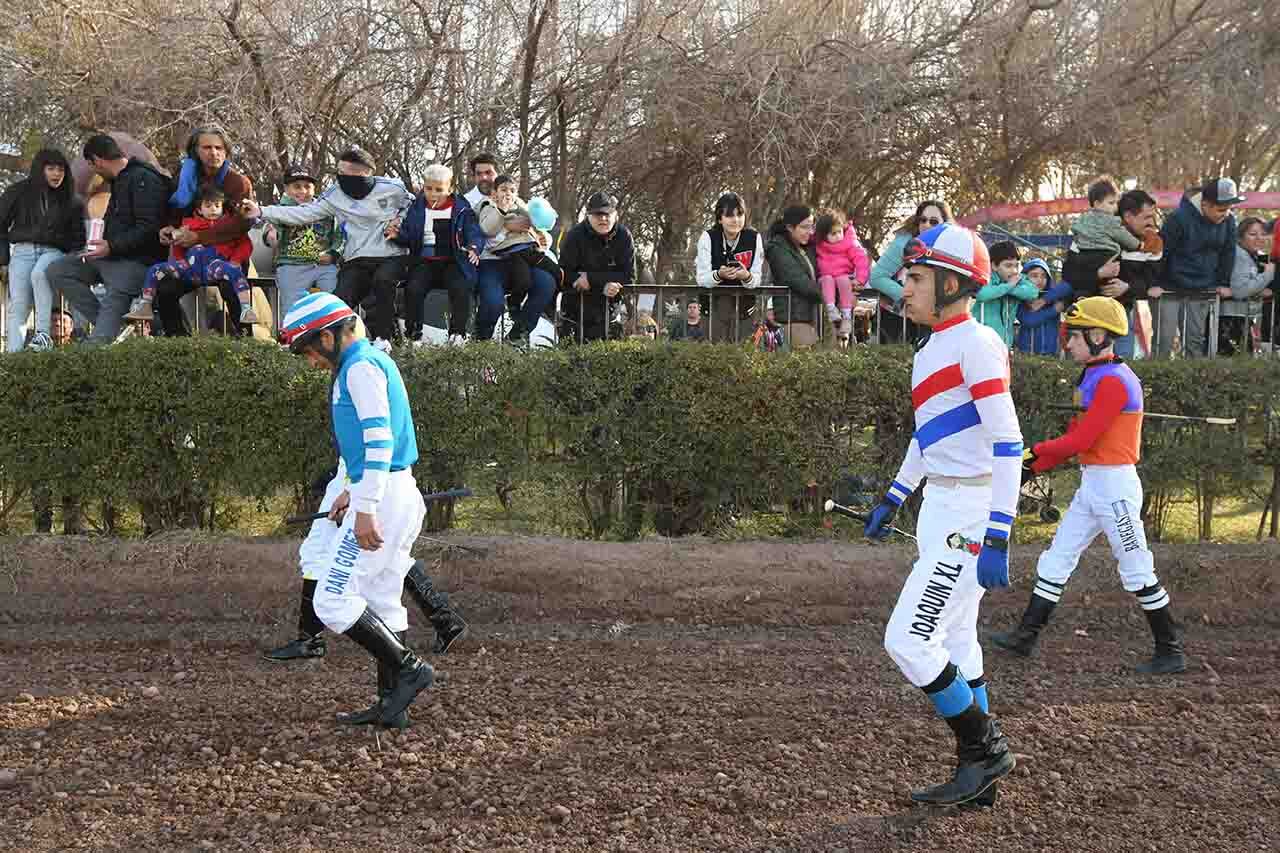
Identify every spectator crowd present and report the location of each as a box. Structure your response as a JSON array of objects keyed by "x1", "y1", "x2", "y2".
[{"x1": 1, "y1": 128, "x2": 1276, "y2": 358}]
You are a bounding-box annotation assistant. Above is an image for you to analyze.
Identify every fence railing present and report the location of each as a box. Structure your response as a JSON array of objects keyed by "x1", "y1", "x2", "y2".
[{"x1": 2, "y1": 274, "x2": 1276, "y2": 356}]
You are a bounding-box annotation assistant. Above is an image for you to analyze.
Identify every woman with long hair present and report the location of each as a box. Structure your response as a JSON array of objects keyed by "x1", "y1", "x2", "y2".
[
  {"x1": 0, "y1": 148, "x2": 84, "y2": 351},
  {"x1": 867, "y1": 199, "x2": 954, "y2": 344},
  {"x1": 764, "y1": 204, "x2": 821, "y2": 348}
]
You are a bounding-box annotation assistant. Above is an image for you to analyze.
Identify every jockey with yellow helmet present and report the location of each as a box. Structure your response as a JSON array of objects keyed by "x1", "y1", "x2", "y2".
[{"x1": 993, "y1": 295, "x2": 1185, "y2": 675}]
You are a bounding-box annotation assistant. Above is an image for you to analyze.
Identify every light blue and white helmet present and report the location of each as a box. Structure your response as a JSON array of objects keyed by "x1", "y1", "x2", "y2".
[{"x1": 279, "y1": 292, "x2": 356, "y2": 352}]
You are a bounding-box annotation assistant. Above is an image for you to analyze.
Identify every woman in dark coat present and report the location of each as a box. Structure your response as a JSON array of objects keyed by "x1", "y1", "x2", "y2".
[{"x1": 764, "y1": 204, "x2": 821, "y2": 348}]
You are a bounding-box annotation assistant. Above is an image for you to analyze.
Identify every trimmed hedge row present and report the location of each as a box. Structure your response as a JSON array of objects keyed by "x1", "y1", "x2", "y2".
[{"x1": 0, "y1": 338, "x2": 1272, "y2": 538}]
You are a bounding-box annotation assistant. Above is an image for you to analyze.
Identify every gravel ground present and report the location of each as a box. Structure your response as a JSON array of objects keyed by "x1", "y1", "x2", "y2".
[{"x1": 1, "y1": 534, "x2": 1278, "y2": 852}]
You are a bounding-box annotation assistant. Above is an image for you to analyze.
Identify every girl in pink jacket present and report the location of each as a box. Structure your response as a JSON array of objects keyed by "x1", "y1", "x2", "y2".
[{"x1": 814, "y1": 209, "x2": 870, "y2": 344}]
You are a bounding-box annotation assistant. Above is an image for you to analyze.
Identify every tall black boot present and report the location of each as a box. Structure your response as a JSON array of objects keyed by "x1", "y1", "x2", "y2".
[
  {"x1": 962, "y1": 677, "x2": 997, "y2": 809},
  {"x1": 1135, "y1": 591, "x2": 1186, "y2": 675},
  {"x1": 404, "y1": 560, "x2": 468, "y2": 654},
  {"x1": 336, "y1": 631, "x2": 409, "y2": 729},
  {"x1": 910, "y1": 704, "x2": 1015, "y2": 806},
  {"x1": 342, "y1": 609, "x2": 434, "y2": 725},
  {"x1": 990, "y1": 585, "x2": 1060, "y2": 657},
  {"x1": 264, "y1": 578, "x2": 328, "y2": 662},
  {"x1": 336, "y1": 659, "x2": 391, "y2": 727}
]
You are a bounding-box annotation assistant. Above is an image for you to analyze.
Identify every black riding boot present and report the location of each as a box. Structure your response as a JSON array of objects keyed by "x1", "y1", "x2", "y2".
[
  {"x1": 342, "y1": 609, "x2": 434, "y2": 726},
  {"x1": 264, "y1": 578, "x2": 327, "y2": 662},
  {"x1": 910, "y1": 704, "x2": 1015, "y2": 806},
  {"x1": 990, "y1": 585, "x2": 1059, "y2": 657},
  {"x1": 1135, "y1": 591, "x2": 1186, "y2": 675},
  {"x1": 336, "y1": 631, "x2": 410, "y2": 729},
  {"x1": 404, "y1": 560, "x2": 468, "y2": 654}
]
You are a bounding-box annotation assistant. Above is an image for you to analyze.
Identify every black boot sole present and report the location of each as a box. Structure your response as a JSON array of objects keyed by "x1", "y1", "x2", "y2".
[
  {"x1": 910, "y1": 752, "x2": 1015, "y2": 806},
  {"x1": 433, "y1": 622, "x2": 468, "y2": 655},
  {"x1": 989, "y1": 631, "x2": 1037, "y2": 658},
  {"x1": 960, "y1": 782, "x2": 998, "y2": 809},
  {"x1": 379, "y1": 663, "x2": 434, "y2": 725}
]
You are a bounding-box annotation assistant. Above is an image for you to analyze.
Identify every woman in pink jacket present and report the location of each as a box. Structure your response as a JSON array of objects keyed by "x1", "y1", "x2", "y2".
[{"x1": 814, "y1": 208, "x2": 870, "y2": 344}]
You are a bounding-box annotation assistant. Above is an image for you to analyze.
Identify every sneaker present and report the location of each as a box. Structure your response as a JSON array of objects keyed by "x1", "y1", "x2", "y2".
[
  {"x1": 372, "y1": 338, "x2": 393, "y2": 354},
  {"x1": 239, "y1": 304, "x2": 259, "y2": 324},
  {"x1": 826, "y1": 304, "x2": 841, "y2": 324},
  {"x1": 26, "y1": 331, "x2": 54, "y2": 352},
  {"x1": 447, "y1": 334, "x2": 467, "y2": 347},
  {"x1": 125, "y1": 299, "x2": 155, "y2": 322}
]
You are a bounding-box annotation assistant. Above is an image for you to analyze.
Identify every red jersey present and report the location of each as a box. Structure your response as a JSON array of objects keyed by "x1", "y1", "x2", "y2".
[{"x1": 174, "y1": 214, "x2": 253, "y2": 267}]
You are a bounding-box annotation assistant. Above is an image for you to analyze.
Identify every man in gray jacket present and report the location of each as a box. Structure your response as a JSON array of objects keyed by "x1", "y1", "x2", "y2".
[{"x1": 242, "y1": 147, "x2": 412, "y2": 351}]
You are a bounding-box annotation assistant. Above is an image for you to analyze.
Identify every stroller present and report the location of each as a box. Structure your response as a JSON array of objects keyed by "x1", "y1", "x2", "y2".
[{"x1": 1019, "y1": 470, "x2": 1061, "y2": 523}]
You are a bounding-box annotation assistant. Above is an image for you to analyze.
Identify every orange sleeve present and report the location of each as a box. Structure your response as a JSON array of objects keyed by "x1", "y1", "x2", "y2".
[{"x1": 1032, "y1": 376, "x2": 1128, "y2": 471}]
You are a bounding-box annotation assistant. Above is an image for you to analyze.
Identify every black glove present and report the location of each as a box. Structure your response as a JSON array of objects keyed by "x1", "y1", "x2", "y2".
[{"x1": 1021, "y1": 447, "x2": 1038, "y2": 486}]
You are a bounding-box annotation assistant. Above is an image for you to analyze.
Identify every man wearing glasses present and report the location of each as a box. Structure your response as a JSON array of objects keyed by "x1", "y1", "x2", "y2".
[{"x1": 558, "y1": 192, "x2": 633, "y2": 342}]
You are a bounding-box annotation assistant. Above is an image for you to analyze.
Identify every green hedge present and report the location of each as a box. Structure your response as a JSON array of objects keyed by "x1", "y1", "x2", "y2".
[{"x1": 0, "y1": 338, "x2": 1274, "y2": 539}]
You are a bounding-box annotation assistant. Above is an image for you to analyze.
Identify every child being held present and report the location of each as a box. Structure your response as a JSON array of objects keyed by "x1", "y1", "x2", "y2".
[
  {"x1": 128, "y1": 185, "x2": 255, "y2": 326},
  {"x1": 478, "y1": 175, "x2": 563, "y2": 305},
  {"x1": 1070, "y1": 176, "x2": 1141, "y2": 257},
  {"x1": 813, "y1": 209, "x2": 870, "y2": 345}
]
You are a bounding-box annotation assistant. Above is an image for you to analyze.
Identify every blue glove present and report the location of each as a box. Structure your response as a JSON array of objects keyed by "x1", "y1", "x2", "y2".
[
  {"x1": 863, "y1": 500, "x2": 899, "y2": 542},
  {"x1": 976, "y1": 535, "x2": 1010, "y2": 589}
]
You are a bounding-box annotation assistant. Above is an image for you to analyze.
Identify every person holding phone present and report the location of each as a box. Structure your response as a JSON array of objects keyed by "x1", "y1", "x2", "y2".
[{"x1": 695, "y1": 192, "x2": 764, "y2": 342}]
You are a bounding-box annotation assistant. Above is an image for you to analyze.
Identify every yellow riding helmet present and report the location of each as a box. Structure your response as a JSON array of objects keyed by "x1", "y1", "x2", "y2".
[{"x1": 1063, "y1": 296, "x2": 1128, "y2": 337}]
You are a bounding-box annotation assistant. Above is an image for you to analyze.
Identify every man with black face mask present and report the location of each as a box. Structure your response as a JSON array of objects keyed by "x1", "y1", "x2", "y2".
[{"x1": 242, "y1": 147, "x2": 413, "y2": 351}]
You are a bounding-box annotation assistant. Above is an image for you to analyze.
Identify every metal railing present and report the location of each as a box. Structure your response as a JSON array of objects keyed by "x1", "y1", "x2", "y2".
[
  {"x1": 4, "y1": 275, "x2": 1277, "y2": 358},
  {"x1": 556, "y1": 284, "x2": 867, "y2": 346}
]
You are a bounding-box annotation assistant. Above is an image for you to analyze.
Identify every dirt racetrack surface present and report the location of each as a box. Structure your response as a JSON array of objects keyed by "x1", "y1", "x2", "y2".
[{"x1": 1, "y1": 534, "x2": 1278, "y2": 852}]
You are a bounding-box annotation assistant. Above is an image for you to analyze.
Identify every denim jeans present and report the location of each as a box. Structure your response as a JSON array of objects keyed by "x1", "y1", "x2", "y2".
[
  {"x1": 475, "y1": 260, "x2": 555, "y2": 340},
  {"x1": 6, "y1": 243, "x2": 65, "y2": 352},
  {"x1": 45, "y1": 254, "x2": 150, "y2": 344}
]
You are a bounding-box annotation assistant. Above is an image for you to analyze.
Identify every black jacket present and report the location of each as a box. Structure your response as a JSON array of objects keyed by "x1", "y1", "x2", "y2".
[
  {"x1": 763, "y1": 232, "x2": 821, "y2": 324},
  {"x1": 1062, "y1": 246, "x2": 1162, "y2": 308},
  {"x1": 0, "y1": 149, "x2": 85, "y2": 264},
  {"x1": 559, "y1": 220, "x2": 635, "y2": 296},
  {"x1": 559, "y1": 221, "x2": 635, "y2": 337},
  {"x1": 102, "y1": 159, "x2": 171, "y2": 263}
]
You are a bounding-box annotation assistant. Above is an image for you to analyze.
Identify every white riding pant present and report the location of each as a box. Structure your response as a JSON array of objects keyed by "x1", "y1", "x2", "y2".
[
  {"x1": 311, "y1": 469, "x2": 426, "y2": 633},
  {"x1": 1034, "y1": 465, "x2": 1158, "y2": 601},
  {"x1": 299, "y1": 463, "x2": 349, "y2": 582},
  {"x1": 884, "y1": 480, "x2": 990, "y2": 688}
]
